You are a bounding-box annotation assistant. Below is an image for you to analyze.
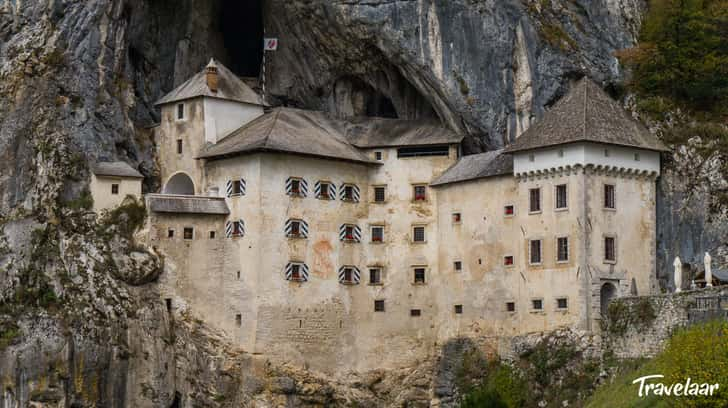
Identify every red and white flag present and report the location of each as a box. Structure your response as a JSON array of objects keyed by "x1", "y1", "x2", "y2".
[{"x1": 263, "y1": 38, "x2": 278, "y2": 51}]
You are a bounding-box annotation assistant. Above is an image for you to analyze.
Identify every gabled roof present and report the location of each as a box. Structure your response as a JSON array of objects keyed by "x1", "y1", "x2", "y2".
[
  {"x1": 155, "y1": 59, "x2": 265, "y2": 106},
  {"x1": 431, "y1": 150, "x2": 513, "y2": 186},
  {"x1": 92, "y1": 161, "x2": 143, "y2": 178},
  {"x1": 197, "y1": 108, "x2": 379, "y2": 164},
  {"x1": 344, "y1": 117, "x2": 463, "y2": 148},
  {"x1": 504, "y1": 78, "x2": 667, "y2": 153},
  {"x1": 146, "y1": 194, "x2": 230, "y2": 215}
]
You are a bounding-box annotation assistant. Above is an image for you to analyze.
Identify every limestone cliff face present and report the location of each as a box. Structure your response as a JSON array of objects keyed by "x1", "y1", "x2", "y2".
[{"x1": 0, "y1": 0, "x2": 721, "y2": 406}]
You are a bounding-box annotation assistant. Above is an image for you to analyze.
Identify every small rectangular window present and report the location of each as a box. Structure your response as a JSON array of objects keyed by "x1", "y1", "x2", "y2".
[
  {"x1": 506, "y1": 302, "x2": 516, "y2": 312},
  {"x1": 412, "y1": 226, "x2": 426, "y2": 243},
  {"x1": 374, "y1": 186, "x2": 386, "y2": 203},
  {"x1": 290, "y1": 221, "x2": 301, "y2": 237},
  {"x1": 504, "y1": 205, "x2": 515, "y2": 216},
  {"x1": 557, "y1": 237, "x2": 569, "y2": 262},
  {"x1": 397, "y1": 145, "x2": 449, "y2": 157},
  {"x1": 176, "y1": 103, "x2": 184, "y2": 120},
  {"x1": 375, "y1": 151, "x2": 383, "y2": 161},
  {"x1": 183, "y1": 227, "x2": 194, "y2": 240},
  {"x1": 319, "y1": 183, "x2": 331, "y2": 199},
  {"x1": 369, "y1": 268, "x2": 382, "y2": 285},
  {"x1": 530, "y1": 239, "x2": 542, "y2": 265},
  {"x1": 454, "y1": 261, "x2": 462, "y2": 271},
  {"x1": 410, "y1": 309, "x2": 422, "y2": 317},
  {"x1": 454, "y1": 305, "x2": 463, "y2": 314},
  {"x1": 604, "y1": 184, "x2": 616, "y2": 209},
  {"x1": 342, "y1": 268, "x2": 354, "y2": 284},
  {"x1": 605, "y1": 236, "x2": 616, "y2": 262},
  {"x1": 290, "y1": 264, "x2": 301, "y2": 281},
  {"x1": 374, "y1": 300, "x2": 385, "y2": 312},
  {"x1": 452, "y1": 212, "x2": 461, "y2": 223},
  {"x1": 209, "y1": 231, "x2": 216, "y2": 239},
  {"x1": 504, "y1": 255, "x2": 514, "y2": 266},
  {"x1": 557, "y1": 298, "x2": 568, "y2": 309},
  {"x1": 176, "y1": 139, "x2": 183, "y2": 154},
  {"x1": 167, "y1": 229, "x2": 175, "y2": 238},
  {"x1": 343, "y1": 185, "x2": 354, "y2": 201},
  {"x1": 111, "y1": 183, "x2": 119, "y2": 195},
  {"x1": 231, "y1": 180, "x2": 244, "y2": 196},
  {"x1": 634, "y1": 153, "x2": 641, "y2": 161},
  {"x1": 232, "y1": 221, "x2": 244, "y2": 237},
  {"x1": 371, "y1": 226, "x2": 384, "y2": 243},
  {"x1": 529, "y1": 188, "x2": 541, "y2": 213},
  {"x1": 532, "y1": 299, "x2": 543, "y2": 310},
  {"x1": 555, "y1": 184, "x2": 568, "y2": 209},
  {"x1": 413, "y1": 185, "x2": 427, "y2": 201},
  {"x1": 345, "y1": 225, "x2": 355, "y2": 240},
  {"x1": 235, "y1": 314, "x2": 242, "y2": 326},
  {"x1": 290, "y1": 179, "x2": 301, "y2": 195},
  {"x1": 413, "y1": 267, "x2": 426, "y2": 284}
]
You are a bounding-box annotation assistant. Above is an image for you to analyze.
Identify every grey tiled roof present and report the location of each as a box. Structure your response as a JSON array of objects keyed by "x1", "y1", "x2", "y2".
[
  {"x1": 155, "y1": 59, "x2": 265, "y2": 106},
  {"x1": 92, "y1": 161, "x2": 144, "y2": 178},
  {"x1": 344, "y1": 117, "x2": 464, "y2": 147},
  {"x1": 504, "y1": 78, "x2": 667, "y2": 153},
  {"x1": 197, "y1": 108, "x2": 379, "y2": 164},
  {"x1": 146, "y1": 194, "x2": 230, "y2": 215},
  {"x1": 431, "y1": 150, "x2": 513, "y2": 186}
]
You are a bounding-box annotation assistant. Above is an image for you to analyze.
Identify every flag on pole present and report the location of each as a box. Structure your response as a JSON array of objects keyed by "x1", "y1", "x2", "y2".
[{"x1": 264, "y1": 38, "x2": 278, "y2": 51}]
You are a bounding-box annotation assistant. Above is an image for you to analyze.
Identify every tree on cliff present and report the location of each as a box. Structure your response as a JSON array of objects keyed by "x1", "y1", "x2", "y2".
[{"x1": 617, "y1": 0, "x2": 728, "y2": 213}]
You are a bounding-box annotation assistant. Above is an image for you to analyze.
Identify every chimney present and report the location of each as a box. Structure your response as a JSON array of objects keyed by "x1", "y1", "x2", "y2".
[{"x1": 206, "y1": 58, "x2": 218, "y2": 93}]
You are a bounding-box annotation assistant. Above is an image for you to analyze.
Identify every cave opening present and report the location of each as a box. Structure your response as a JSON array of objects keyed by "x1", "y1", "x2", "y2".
[{"x1": 220, "y1": 0, "x2": 263, "y2": 77}]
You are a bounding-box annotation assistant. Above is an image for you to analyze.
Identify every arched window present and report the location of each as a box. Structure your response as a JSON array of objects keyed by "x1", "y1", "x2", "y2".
[{"x1": 163, "y1": 172, "x2": 195, "y2": 195}]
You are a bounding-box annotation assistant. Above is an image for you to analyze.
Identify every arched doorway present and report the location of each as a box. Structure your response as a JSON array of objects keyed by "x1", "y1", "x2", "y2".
[
  {"x1": 163, "y1": 172, "x2": 195, "y2": 195},
  {"x1": 600, "y1": 282, "x2": 617, "y2": 317}
]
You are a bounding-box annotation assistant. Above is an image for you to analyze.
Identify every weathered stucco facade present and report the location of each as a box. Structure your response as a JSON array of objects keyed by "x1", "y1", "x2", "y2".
[{"x1": 131, "y1": 63, "x2": 667, "y2": 374}]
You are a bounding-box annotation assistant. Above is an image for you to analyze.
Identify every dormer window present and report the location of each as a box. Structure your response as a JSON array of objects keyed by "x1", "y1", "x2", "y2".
[{"x1": 176, "y1": 103, "x2": 185, "y2": 120}]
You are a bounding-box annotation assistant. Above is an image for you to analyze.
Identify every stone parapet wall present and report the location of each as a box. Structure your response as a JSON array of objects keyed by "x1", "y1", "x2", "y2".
[{"x1": 603, "y1": 285, "x2": 728, "y2": 359}]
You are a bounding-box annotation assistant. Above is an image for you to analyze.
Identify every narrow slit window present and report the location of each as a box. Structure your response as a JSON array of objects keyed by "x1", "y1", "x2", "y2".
[
  {"x1": 530, "y1": 240, "x2": 542, "y2": 265},
  {"x1": 176, "y1": 139, "x2": 183, "y2": 154},
  {"x1": 555, "y1": 184, "x2": 567, "y2": 209},
  {"x1": 557, "y1": 237, "x2": 569, "y2": 262},
  {"x1": 604, "y1": 236, "x2": 616, "y2": 262},
  {"x1": 604, "y1": 184, "x2": 616, "y2": 209},
  {"x1": 176, "y1": 103, "x2": 184, "y2": 120}
]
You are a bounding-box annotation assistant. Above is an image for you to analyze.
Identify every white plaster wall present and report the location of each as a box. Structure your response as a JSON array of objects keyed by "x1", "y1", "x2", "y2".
[
  {"x1": 90, "y1": 175, "x2": 141, "y2": 212},
  {"x1": 203, "y1": 98, "x2": 264, "y2": 143},
  {"x1": 513, "y1": 142, "x2": 660, "y2": 176},
  {"x1": 157, "y1": 99, "x2": 207, "y2": 194}
]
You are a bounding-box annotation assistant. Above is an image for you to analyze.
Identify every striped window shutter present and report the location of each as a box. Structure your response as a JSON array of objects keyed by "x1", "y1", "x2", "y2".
[
  {"x1": 285, "y1": 262, "x2": 310, "y2": 282},
  {"x1": 236, "y1": 220, "x2": 245, "y2": 237},
  {"x1": 284, "y1": 219, "x2": 309, "y2": 238},
  {"x1": 329, "y1": 183, "x2": 337, "y2": 200},
  {"x1": 225, "y1": 221, "x2": 232, "y2": 238},
  {"x1": 300, "y1": 179, "x2": 308, "y2": 196},
  {"x1": 340, "y1": 184, "x2": 361, "y2": 202},
  {"x1": 225, "y1": 180, "x2": 233, "y2": 198},
  {"x1": 239, "y1": 177, "x2": 246, "y2": 195},
  {"x1": 339, "y1": 224, "x2": 361, "y2": 242},
  {"x1": 314, "y1": 181, "x2": 321, "y2": 197},
  {"x1": 338, "y1": 266, "x2": 361, "y2": 284}
]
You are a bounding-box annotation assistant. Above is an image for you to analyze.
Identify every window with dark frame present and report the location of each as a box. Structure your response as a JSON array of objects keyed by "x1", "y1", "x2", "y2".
[
  {"x1": 530, "y1": 240, "x2": 542, "y2": 264},
  {"x1": 557, "y1": 237, "x2": 569, "y2": 262},
  {"x1": 555, "y1": 184, "x2": 568, "y2": 209},
  {"x1": 183, "y1": 227, "x2": 193, "y2": 240},
  {"x1": 343, "y1": 185, "x2": 354, "y2": 201},
  {"x1": 375, "y1": 151, "x2": 383, "y2": 161},
  {"x1": 111, "y1": 184, "x2": 119, "y2": 195},
  {"x1": 374, "y1": 186, "x2": 386, "y2": 202},
  {"x1": 410, "y1": 309, "x2": 422, "y2": 316},
  {"x1": 454, "y1": 305, "x2": 463, "y2": 314},
  {"x1": 235, "y1": 314, "x2": 241, "y2": 327},
  {"x1": 504, "y1": 255, "x2": 514, "y2": 266},
  {"x1": 413, "y1": 268, "x2": 426, "y2": 284},
  {"x1": 345, "y1": 225, "x2": 355, "y2": 240},
  {"x1": 176, "y1": 139, "x2": 183, "y2": 154},
  {"x1": 290, "y1": 264, "x2": 302, "y2": 281},
  {"x1": 371, "y1": 226, "x2": 384, "y2": 242},
  {"x1": 454, "y1": 261, "x2": 462, "y2": 271},
  {"x1": 290, "y1": 220, "x2": 301, "y2": 237},
  {"x1": 413, "y1": 185, "x2": 427, "y2": 201},
  {"x1": 604, "y1": 184, "x2": 616, "y2": 209},
  {"x1": 231, "y1": 180, "x2": 244, "y2": 196},
  {"x1": 413, "y1": 226, "x2": 426, "y2": 242},
  {"x1": 167, "y1": 229, "x2": 175, "y2": 238},
  {"x1": 176, "y1": 103, "x2": 184, "y2": 120},
  {"x1": 319, "y1": 182, "x2": 330, "y2": 199},
  {"x1": 290, "y1": 179, "x2": 301, "y2": 195},
  {"x1": 506, "y1": 302, "x2": 516, "y2": 312},
  {"x1": 532, "y1": 299, "x2": 543, "y2": 310},
  {"x1": 452, "y1": 212, "x2": 461, "y2": 223},
  {"x1": 209, "y1": 231, "x2": 216, "y2": 239},
  {"x1": 557, "y1": 298, "x2": 568, "y2": 309},
  {"x1": 369, "y1": 268, "x2": 382, "y2": 284},
  {"x1": 342, "y1": 268, "x2": 354, "y2": 284},
  {"x1": 605, "y1": 236, "x2": 616, "y2": 262},
  {"x1": 232, "y1": 221, "x2": 244, "y2": 237},
  {"x1": 529, "y1": 188, "x2": 541, "y2": 212},
  {"x1": 374, "y1": 300, "x2": 385, "y2": 312},
  {"x1": 504, "y1": 205, "x2": 515, "y2": 216}
]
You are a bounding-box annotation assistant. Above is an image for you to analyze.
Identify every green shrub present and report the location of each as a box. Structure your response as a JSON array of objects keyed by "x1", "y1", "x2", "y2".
[{"x1": 461, "y1": 362, "x2": 528, "y2": 408}]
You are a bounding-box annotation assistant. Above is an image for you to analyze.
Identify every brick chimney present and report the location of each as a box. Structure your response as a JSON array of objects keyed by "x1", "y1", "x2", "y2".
[{"x1": 206, "y1": 58, "x2": 218, "y2": 93}]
